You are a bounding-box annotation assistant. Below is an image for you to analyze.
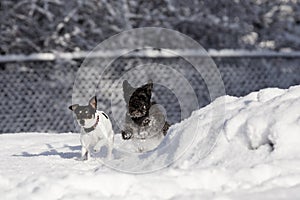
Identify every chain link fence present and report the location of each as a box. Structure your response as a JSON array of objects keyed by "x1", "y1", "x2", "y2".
[{"x1": 0, "y1": 56, "x2": 299, "y2": 133}]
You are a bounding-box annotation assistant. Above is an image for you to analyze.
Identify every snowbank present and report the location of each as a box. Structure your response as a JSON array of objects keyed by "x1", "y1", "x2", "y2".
[{"x1": 1, "y1": 85, "x2": 300, "y2": 199}]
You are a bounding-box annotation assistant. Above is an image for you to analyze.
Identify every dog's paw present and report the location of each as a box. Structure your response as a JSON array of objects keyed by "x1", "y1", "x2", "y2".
[
  {"x1": 142, "y1": 118, "x2": 151, "y2": 126},
  {"x1": 93, "y1": 147, "x2": 100, "y2": 153},
  {"x1": 138, "y1": 146, "x2": 144, "y2": 153},
  {"x1": 122, "y1": 131, "x2": 132, "y2": 140},
  {"x1": 77, "y1": 156, "x2": 88, "y2": 161}
]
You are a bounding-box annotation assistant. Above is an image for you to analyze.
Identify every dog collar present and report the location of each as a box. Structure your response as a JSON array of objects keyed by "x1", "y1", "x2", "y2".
[{"x1": 84, "y1": 115, "x2": 99, "y2": 133}]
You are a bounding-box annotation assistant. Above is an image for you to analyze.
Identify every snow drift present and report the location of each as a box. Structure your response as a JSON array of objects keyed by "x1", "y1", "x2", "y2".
[{"x1": 1, "y1": 85, "x2": 300, "y2": 199}]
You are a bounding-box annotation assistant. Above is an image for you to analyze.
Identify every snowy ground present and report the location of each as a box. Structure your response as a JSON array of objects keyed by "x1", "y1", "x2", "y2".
[{"x1": 1, "y1": 85, "x2": 300, "y2": 199}]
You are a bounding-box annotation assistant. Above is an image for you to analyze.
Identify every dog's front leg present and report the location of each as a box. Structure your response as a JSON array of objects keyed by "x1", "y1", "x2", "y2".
[
  {"x1": 80, "y1": 146, "x2": 88, "y2": 161},
  {"x1": 93, "y1": 139, "x2": 106, "y2": 153}
]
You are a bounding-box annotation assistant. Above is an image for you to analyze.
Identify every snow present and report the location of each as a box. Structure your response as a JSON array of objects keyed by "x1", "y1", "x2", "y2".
[{"x1": 1, "y1": 85, "x2": 300, "y2": 199}]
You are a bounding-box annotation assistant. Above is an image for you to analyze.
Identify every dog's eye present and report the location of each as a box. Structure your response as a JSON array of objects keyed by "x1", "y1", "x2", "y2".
[
  {"x1": 143, "y1": 105, "x2": 146, "y2": 109},
  {"x1": 85, "y1": 110, "x2": 88, "y2": 114},
  {"x1": 79, "y1": 111, "x2": 82, "y2": 114}
]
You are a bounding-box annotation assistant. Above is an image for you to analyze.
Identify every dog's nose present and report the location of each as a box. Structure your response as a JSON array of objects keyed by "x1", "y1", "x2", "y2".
[{"x1": 80, "y1": 120, "x2": 85, "y2": 126}]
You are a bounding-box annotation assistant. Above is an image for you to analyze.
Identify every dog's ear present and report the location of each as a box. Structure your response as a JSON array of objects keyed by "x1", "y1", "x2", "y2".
[
  {"x1": 123, "y1": 80, "x2": 134, "y2": 103},
  {"x1": 143, "y1": 80, "x2": 153, "y2": 96},
  {"x1": 69, "y1": 104, "x2": 79, "y2": 111},
  {"x1": 123, "y1": 80, "x2": 134, "y2": 91},
  {"x1": 89, "y1": 96, "x2": 97, "y2": 109}
]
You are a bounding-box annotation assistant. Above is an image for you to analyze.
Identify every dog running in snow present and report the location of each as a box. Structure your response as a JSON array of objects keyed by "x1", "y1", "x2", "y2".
[
  {"x1": 69, "y1": 96, "x2": 114, "y2": 160},
  {"x1": 121, "y1": 80, "x2": 170, "y2": 152}
]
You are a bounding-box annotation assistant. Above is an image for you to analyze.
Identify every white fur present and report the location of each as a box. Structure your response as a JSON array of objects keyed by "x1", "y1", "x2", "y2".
[{"x1": 79, "y1": 110, "x2": 114, "y2": 160}]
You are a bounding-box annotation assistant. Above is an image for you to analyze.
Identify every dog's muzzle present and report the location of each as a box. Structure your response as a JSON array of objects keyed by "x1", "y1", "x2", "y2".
[
  {"x1": 130, "y1": 110, "x2": 146, "y2": 118},
  {"x1": 79, "y1": 119, "x2": 85, "y2": 126}
]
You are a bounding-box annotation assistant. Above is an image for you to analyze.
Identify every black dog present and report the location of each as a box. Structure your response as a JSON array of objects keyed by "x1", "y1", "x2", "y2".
[{"x1": 121, "y1": 80, "x2": 170, "y2": 151}]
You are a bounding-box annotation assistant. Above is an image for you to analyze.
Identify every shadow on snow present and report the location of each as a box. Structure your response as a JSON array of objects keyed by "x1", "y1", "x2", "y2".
[{"x1": 13, "y1": 143, "x2": 81, "y2": 159}]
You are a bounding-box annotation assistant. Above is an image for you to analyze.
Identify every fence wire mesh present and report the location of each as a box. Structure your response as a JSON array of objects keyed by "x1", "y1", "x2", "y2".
[{"x1": 0, "y1": 56, "x2": 299, "y2": 133}]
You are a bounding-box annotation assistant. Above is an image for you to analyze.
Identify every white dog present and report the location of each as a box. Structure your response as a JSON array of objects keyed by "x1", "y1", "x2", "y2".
[{"x1": 69, "y1": 96, "x2": 114, "y2": 160}]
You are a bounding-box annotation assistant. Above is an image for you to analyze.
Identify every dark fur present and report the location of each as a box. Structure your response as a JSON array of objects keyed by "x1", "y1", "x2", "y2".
[{"x1": 121, "y1": 80, "x2": 170, "y2": 140}]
